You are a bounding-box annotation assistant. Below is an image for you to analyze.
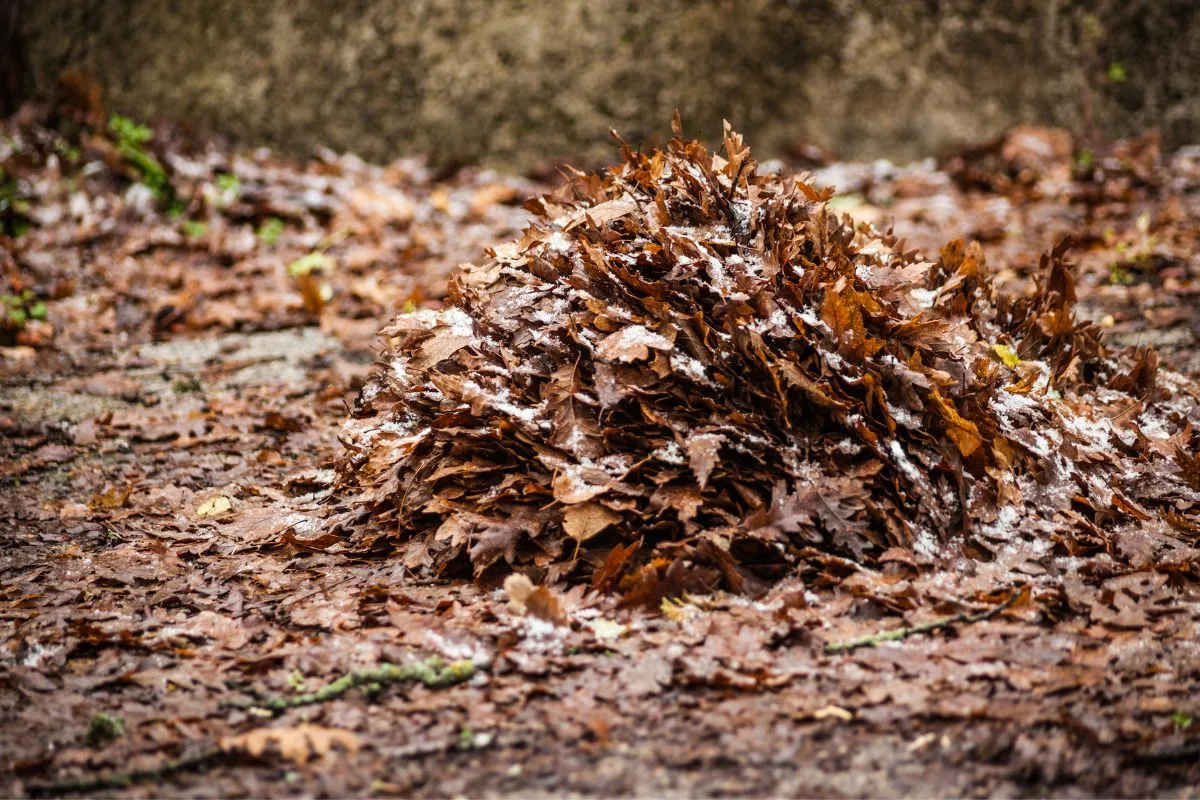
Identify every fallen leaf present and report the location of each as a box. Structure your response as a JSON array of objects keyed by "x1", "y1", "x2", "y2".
[
  {"x1": 1175, "y1": 447, "x2": 1200, "y2": 492},
  {"x1": 595, "y1": 325, "x2": 673, "y2": 363},
  {"x1": 992, "y1": 343, "x2": 1020, "y2": 368},
  {"x1": 196, "y1": 496, "x2": 234, "y2": 517},
  {"x1": 929, "y1": 389, "x2": 982, "y2": 457},
  {"x1": 504, "y1": 573, "x2": 569, "y2": 626},
  {"x1": 586, "y1": 618, "x2": 627, "y2": 640},
  {"x1": 220, "y1": 724, "x2": 360, "y2": 765},
  {"x1": 686, "y1": 433, "x2": 725, "y2": 489},
  {"x1": 562, "y1": 503, "x2": 621, "y2": 543}
]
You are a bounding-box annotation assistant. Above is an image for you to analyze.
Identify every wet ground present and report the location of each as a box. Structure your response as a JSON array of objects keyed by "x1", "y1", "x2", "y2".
[{"x1": 2, "y1": 117, "x2": 1200, "y2": 797}]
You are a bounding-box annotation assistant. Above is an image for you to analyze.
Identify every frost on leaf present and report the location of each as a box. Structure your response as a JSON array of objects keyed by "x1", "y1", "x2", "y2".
[{"x1": 332, "y1": 120, "x2": 1199, "y2": 594}]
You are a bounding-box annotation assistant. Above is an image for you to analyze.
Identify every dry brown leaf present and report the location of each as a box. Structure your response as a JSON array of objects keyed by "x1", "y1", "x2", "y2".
[
  {"x1": 595, "y1": 324, "x2": 674, "y2": 363},
  {"x1": 551, "y1": 470, "x2": 611, "y2": 504},
  {"x1": 221, "y1": 724, "x2": 361, "y2": 765},
  {"x1": 504, "y1": 573, "x2": 569, "y2": 626},
  {"x1": 562, "y1": 502, "x2": 621, "y2": 543},
  {"x1": 686, "y1": 433, "x2": 724, "y2": 489},
  {"x1": 928, "y1": 389, "x2": 982, "y2": 457},
  {"x1": 415, "y1": 330, "x2": 474, "y2": 367},
  {"x1": 331, "y1": 118, "x2": 1191, "y2": 592},
  {"x1": 1175, "y1": 447, "x2": 1200, "y2": 492},
  {"x1": 562, "y1": 197, "x2": 638, "y2": 230}
]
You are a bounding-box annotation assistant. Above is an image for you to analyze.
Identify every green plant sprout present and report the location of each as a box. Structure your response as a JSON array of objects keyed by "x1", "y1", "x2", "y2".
[
  {"x1": 257, "y1": 216, "x2": 285, "y2": 245},
  {"x1": 2, "y1": 290, "x2": 48, "y2": 329},
  {"x1": 108, "y1": 114, "x2": 173, "y2": 202},
  {"x1": 0, "y1": 169, "x2": 33, "y2": 237}
]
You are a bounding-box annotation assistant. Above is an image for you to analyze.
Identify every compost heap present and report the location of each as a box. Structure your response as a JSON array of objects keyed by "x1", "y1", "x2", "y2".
[{"x1": 333, "y1": 123, "x2": 1200, "y2": 594}]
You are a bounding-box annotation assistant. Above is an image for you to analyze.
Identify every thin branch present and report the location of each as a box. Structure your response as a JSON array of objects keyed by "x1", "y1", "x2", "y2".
[
  {"x1": 28, "y1": 657, "x2": 477, "y2": 794},
  {"x1": 238, "y1": 656, "x2": 475, "y2": 713},
  {"x1": 26, "y1": 747, "x2": 221, "y2": 796},
  {"x1": 824, "y1": 588, "x2": 1023, "y2": 654}
]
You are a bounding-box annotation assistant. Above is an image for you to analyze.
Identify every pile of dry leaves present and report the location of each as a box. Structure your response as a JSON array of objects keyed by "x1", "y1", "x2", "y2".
[{"x1": 333, "y1": 119, "x2": 1200, "y2": 597}]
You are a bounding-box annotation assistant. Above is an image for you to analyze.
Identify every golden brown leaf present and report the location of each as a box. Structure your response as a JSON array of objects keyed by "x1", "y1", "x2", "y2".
[
  {"x1": 221, "y1": 725, "x2": 361, "y2": 766},
  {"x1": 928, "y1": 389, "x2": 982, "y2": 457},
  {"x1": 562, "y1": 502, "x2": 621, "y2": 543}
]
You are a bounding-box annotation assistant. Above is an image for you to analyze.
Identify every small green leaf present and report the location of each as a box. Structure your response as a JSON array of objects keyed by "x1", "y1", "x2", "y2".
[
  {"x1": 108, "y1": 114, "x2": 153, "y2": 145},
  {"x1": 1106, "y1": 62, "x2": 1128, "y2": 84},
  {"x1": 182, "y1": 220, "x2": 208, "y2": 238},
  {"x1": 288, "y1": 252, "x2": 333, "y2": 277},
  {"x1": 28, "y1": 301, "x2": 48, "y2": 320},
  {"x1": 215, "y1": 173, "x2": 241, "y2": 195},
  {"x1": 287, "y1": 669, "x2": 307, "y2": 693},
  {"x1": 458, "y1": 725, "x2": 474, "y2": 749},
  {"x1": 257, "y1": 216, "x2": 285, "y2": 245},
  {"x1": 1173, "y1": 711, "x2": 1193, "y2": 729}
]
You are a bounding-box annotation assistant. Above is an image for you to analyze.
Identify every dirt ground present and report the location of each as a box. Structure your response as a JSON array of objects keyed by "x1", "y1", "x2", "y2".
[{"x1": 3, "y1": 117, "x2": 1200, "y2": 797}]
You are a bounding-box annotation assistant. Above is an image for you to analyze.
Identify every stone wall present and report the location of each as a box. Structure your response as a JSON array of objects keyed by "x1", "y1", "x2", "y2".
[{"x1": 15, "y1": 0, "x2": 1200, "y2": 170}]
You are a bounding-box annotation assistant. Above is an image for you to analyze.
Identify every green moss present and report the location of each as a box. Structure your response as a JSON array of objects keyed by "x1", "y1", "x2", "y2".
[
  {"x1": 249, "y1": 656, "x2": 475, "y2": 714},
  {"x1": 257, "y1": 216, "x2": 285, "y2": 245},
  {"x1": 86, "y1": 712, "x2": 126, "y2": 747},
  {"x1": 1108, "y1": 264, "x2": 1135, "y2": 286}
]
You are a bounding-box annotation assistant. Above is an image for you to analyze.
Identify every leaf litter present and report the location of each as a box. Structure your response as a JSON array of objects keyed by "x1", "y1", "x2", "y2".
[
  {"x1": 5, "y1": 86, "x2": 1200, "y2": 797},
  {"x1": 334, "y1": 117, "x2": 1200, "y2": 602}
]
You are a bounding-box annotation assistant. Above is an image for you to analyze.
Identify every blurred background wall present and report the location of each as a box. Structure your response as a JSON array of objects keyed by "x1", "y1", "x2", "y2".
[{"x1": 10, "y1": 0, "x2": 1200, "y2": 170}]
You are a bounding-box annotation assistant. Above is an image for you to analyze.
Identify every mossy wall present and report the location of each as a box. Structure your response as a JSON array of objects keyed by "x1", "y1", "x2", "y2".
[{"x1": 16, "y1": 1, "x2": 1200, "y2": 169}]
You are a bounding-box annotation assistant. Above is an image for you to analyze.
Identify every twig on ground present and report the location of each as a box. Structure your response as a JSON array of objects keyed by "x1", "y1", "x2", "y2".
[
  {"x1": 26, "y1": 746, "x2": 221, "y2": 796},
  {"x1": 27, "y1": 657, "x2": 476, "y2": 794},
  {"x1": 239, "y1": 656, "x2": 476, "y2": 713},
  {"x1": 824, "y1": 587, "x2": 1024, "y2": 654}
]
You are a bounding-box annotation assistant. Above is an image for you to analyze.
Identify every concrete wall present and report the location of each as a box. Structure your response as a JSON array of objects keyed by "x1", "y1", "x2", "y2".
[{"x1": 15, "y1": 1, "x2": 1200, "y2": 170}]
